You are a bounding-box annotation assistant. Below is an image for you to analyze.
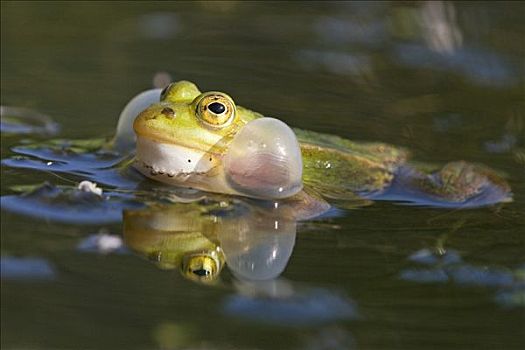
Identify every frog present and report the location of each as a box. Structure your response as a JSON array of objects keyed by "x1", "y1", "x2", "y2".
[{"x1": 117, "y1": 80, "x2": 510, "y2": 209}]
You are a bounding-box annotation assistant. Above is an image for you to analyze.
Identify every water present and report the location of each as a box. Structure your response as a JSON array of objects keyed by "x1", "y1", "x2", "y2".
[{"x1": 1, "y1": 2, "x2": 524, "y2": 349}]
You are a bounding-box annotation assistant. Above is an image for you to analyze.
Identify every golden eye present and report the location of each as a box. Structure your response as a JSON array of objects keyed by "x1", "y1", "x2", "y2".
[
  {"x1": 181, "y1": 254, "x2": 221, "y2": 283},
  {"x1": 194, "y1": 92, "x2": 236, "y2": 128}
]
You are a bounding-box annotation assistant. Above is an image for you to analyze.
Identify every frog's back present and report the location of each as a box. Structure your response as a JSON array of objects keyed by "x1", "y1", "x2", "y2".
[
  {"x1": 295, "y1": 128, "x2": 511, "y2": 207},
  {"x1": 295, "y1": 128, "x2": 409, "y2": 199}
]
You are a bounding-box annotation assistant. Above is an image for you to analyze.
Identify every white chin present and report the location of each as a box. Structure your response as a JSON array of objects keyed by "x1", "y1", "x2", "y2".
[{"x1": 134, "y1": 136, "x2": 214, "y2": 182}]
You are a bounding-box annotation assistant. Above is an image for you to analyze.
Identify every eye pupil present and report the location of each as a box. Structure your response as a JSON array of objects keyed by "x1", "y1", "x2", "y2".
[
  {"x1": 208, "y1": 102, "x2": 226, "y2": 114},
  {"x1": 192, "y1": 269, "x2": 210, "y2": 276}
]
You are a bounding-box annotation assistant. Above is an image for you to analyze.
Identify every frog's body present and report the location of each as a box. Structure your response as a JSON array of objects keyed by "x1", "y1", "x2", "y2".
[{"x1": 128, "y1": 80, "x2": 511, "y2": 208}]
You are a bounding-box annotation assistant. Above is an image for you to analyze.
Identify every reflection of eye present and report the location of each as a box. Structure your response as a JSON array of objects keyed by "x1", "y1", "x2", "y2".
[
  {"x1": 181, "y1": 253, "x2": 221, "y2": 283},
  {"x1": 189, "y1": 268, "x2": 211, "y2": 277},
  {"x1": 194, "y1": 92, "x2": 236, "y2": 128}
]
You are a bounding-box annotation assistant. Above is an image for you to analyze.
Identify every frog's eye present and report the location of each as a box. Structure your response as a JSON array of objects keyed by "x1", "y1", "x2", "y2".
[
  {"x1": 194, "y1": 92, "x2": 236, "y2": 128},
  {"x1": 160, "y1": 81, "x2": 201, "y2": 102},
  {"x1": 159, "y1": 84, "x2": 171, "y2": 101},
  {"x1": 181, "y1": 253, "x2": 222, "y2": 283}
]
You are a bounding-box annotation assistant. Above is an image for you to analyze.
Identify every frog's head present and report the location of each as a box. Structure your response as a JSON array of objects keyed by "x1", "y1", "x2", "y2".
[
  {"x1": 132, "y1": 81, "x2": 303, "y2": 199},
  {"x1": 134, "y1": 81, "x2": 261, "y2": 165}
]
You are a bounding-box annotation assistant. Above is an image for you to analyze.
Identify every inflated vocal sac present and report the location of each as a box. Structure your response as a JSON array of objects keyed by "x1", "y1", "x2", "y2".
[
  {"x1": 114, "y1": 88, "x2": 161, "y2": 153},
  {"x1": 224, "y1": 118, "x2": 303, "y2": 200}
]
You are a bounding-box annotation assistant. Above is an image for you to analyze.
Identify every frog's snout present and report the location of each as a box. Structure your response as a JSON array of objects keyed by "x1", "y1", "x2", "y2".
[{"x1": 224, "y1": 117, "x2": 303, "y2": 200}]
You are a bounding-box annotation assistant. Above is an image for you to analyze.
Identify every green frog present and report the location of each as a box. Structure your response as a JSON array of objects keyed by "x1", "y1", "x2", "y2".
[{"x1": 114, "y1": 80, "x2": 510, "y2": 208}]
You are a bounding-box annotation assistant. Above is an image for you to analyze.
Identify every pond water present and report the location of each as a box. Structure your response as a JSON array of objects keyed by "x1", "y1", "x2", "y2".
[{"x1": 1, "y1": 2, "x2": 524, "y2": 349}]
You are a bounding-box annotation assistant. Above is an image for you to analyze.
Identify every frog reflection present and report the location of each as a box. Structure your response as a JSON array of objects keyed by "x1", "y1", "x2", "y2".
[
  {"x1": 123, "y1": 197, "x2": 358, "y2": 326},
  {"x1": 124, "y1": 202, "x2": 223, "y2": 284},
  {"x1": 123, "y1": 194, "x2": 301, "y2": 284}
]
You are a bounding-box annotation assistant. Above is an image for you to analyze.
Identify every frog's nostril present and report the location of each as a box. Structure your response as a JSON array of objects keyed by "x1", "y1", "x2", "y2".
[{"x1": 161, "y1": 107, "x2": 176, "y2": 118}]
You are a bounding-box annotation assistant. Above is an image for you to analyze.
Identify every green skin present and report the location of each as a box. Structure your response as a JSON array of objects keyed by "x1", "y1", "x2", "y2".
[
  {"x1": 132, "y1": 80, "x2": 510, "y2": 206},
  {"x1": 124, "y1": 81, "x2": 512, "y2": 284}
]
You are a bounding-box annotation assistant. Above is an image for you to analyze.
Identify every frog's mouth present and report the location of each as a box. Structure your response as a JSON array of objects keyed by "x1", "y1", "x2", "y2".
[
  {"x1": 134, "y1": 136, "x2": 219, "y2": 179},
  {"x1": 133, "y1": 118, "x2": 304, "y2": 199}
]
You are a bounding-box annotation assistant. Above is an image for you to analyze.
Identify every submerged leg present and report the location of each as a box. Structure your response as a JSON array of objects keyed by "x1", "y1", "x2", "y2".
[{"x1": 383, "y1": 161, "x2": 512, "y2": 207}]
